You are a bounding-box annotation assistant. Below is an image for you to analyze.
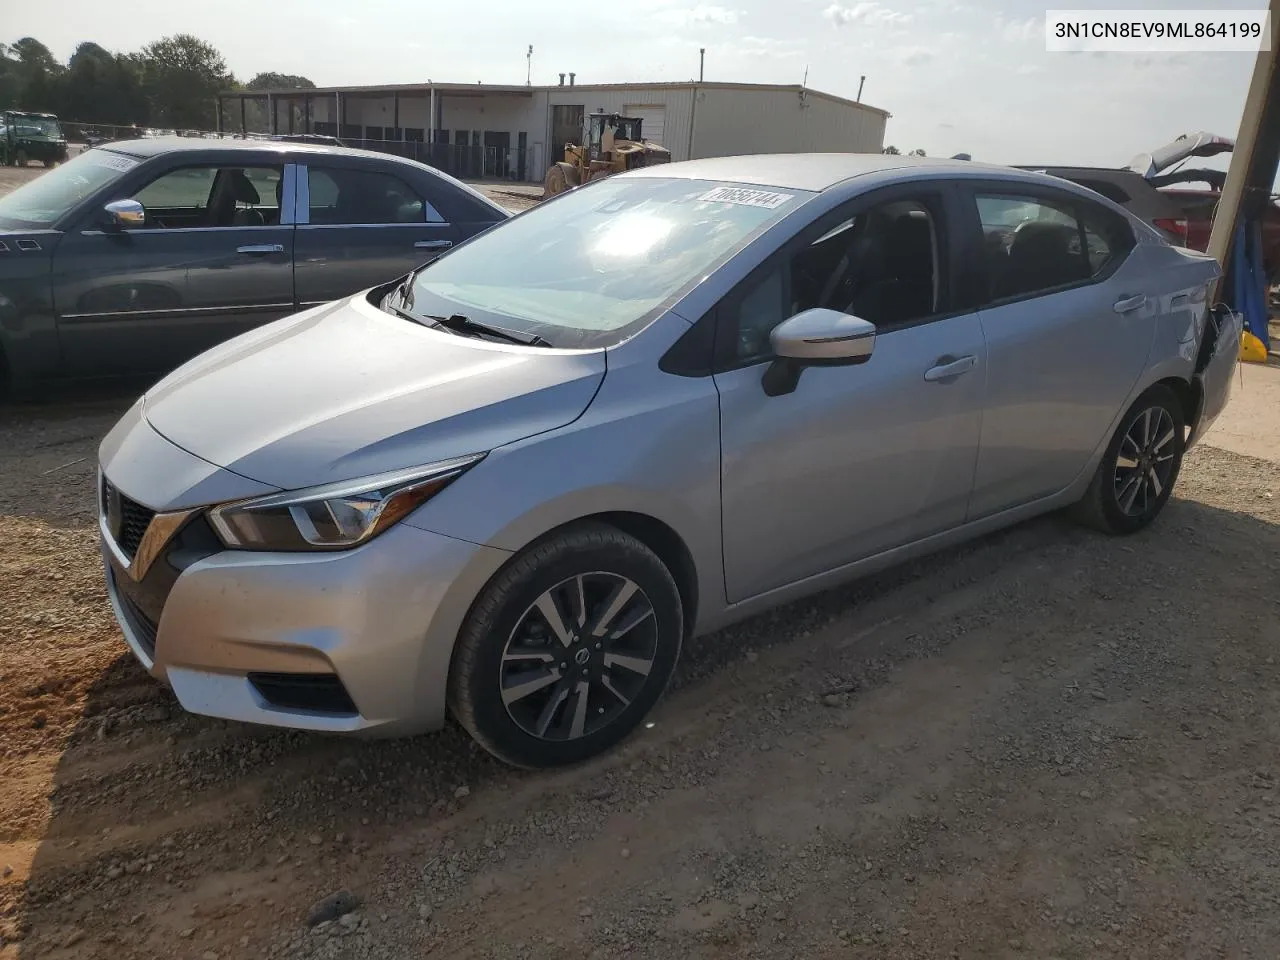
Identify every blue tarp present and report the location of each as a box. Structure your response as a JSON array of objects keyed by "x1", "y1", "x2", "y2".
[{"x1": 1233, "y1": 219, "x2": 1270, "y2": 350}]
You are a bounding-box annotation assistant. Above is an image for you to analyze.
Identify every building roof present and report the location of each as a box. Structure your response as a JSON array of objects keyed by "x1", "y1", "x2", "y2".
[{"x1": 222, "y1": 80, "x2": 890, "y2": 118}]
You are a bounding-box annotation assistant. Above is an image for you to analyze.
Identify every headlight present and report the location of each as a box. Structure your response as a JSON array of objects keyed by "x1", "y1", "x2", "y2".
[{"x1": 208, "y1": 454, "x2": 484, "y2": 551}]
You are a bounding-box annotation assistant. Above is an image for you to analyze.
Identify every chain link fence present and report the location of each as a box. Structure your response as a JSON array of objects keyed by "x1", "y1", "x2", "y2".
[{"x1": 56, "y1": 120, "x2": 541, "y2": 182}]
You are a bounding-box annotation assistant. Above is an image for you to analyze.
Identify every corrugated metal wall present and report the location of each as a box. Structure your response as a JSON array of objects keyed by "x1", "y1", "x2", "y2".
[
  {"x1": 691, "y1": 88, "x2": 886, "y2": 159},
  {"x1": 544, "y1": 86, "x2": 697, "y2": 161}
]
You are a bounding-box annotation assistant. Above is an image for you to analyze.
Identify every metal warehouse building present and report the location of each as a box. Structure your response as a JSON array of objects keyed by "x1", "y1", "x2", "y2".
[{"x1": 217, "y1": 79, "x2": 890, "y2": 183}]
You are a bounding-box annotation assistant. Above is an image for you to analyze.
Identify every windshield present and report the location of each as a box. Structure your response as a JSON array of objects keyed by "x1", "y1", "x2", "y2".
[
  {"x1": 408, "y1": 177, "x2": 812, "y2": 348},
  {"x1": 0, "y1": 148, "x2": 137, "y2": 229},
  {"x1": 8, "y1": 115, "x2": 62, "y2": 139}
]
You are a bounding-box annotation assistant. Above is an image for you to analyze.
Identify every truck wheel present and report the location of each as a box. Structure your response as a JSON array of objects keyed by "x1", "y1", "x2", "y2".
[
  {"x1": 14, "y1": 150, "x2": 28, "y2": 167},
  {"x1": 543, "y1": 164, "x2": 571, "y2": 198}
]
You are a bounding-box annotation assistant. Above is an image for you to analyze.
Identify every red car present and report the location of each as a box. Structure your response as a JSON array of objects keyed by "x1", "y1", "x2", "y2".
[{"x1": 1134, "y1": 133, "x2": 1280, "y2": 283}]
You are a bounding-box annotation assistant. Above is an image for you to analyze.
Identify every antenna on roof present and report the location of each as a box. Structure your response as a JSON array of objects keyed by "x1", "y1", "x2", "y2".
[
  {"x1": 527, "y1": 45, "x2": 533, "y2": 86},
  {"x1": 856, "y1": 75, "x2": 866, "y2": 102}
]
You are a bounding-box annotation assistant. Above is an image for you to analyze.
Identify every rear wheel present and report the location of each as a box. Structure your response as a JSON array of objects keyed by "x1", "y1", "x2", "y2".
[
  {"x1": 448, "y1": 523, "x2": 683, "y2": 768},
  {"x1": 14, "y1": 149, "x2": 28, "y2": 167},
  {"x1": 1072, "y1": 384, "x2": 1185, "y2": 534}
]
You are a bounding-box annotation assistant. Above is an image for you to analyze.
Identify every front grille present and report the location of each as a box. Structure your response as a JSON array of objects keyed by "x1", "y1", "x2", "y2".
[
  {"x1": 248, "y1": 673, "x2": 358, "y2": 715},
  {"x1": 102, "y1": 477, "x2": 156, "y2": 560},
  {"x1": 117, "y1": 585, "x2": 158, "y2": 659}
]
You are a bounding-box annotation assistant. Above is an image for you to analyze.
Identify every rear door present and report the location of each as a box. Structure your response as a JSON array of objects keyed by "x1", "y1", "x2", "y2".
[
  {"x1": 52, "y1": 156, "x2": 297, "y2": 378},
  {"x1": 959, "y1": 181, "x2": 1155, "y2": 518},
  {"x1": 293, "y1": 159, "x2": 460, "y2": 308}
]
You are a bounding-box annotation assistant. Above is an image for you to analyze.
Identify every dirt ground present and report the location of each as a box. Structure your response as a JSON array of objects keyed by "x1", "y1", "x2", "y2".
[
  {"x1": 3, "y1": 383, "x2": 1280, "y2": 960},
  {"x1": 6, "y1": 163, "x2": 1280, "y2": 959}
]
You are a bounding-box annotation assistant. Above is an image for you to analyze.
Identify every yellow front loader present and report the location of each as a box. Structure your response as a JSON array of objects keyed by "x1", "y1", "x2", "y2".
[{"x1": 543, "y1": 113, "x2": 671, "y2": 198}]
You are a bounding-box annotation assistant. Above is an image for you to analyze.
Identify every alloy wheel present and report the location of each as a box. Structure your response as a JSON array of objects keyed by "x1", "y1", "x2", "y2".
[
  {"x1": 499, "y1": 572, "x2": 657, "y2": 741},
  {"x1": 1113, "y1": 405, "x2": 1177, "y2": 517}
]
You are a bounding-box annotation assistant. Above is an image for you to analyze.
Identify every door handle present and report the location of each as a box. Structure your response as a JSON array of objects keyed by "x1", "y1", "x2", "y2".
[
  {"x1": 414, "y1": 239, "x2": 453, "y2": 250},
  {"x1": 923, "y1": 355, "x2": 977, "y2": 382},
  {"x1": 237, "y1": 244, "x2": 284, "y2": 255},
  {"x1": 1113, "y1": 294, "x2": 1147, "y2": 313}
]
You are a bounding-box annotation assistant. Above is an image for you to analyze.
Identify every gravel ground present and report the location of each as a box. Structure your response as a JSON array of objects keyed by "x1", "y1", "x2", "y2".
[{"x1": 2, "y1": 388, "x2": 1280, "y2": 960}]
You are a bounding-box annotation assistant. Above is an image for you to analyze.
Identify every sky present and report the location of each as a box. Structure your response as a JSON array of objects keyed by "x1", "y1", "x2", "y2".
[{"x1": 6, "y1": 0, "x2": 1271, "y2": 170}]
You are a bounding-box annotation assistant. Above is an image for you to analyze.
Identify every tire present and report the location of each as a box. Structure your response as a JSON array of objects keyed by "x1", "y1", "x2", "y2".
[
  {"x1": 14, "y1": 150, "x2": 27, "y2": 168},
  {"x1": 1072, "y1": 384, "x2": 1185, "y2": 535},
  {"x1": 542, "y1": 163, "x2": 570, "y2": 198},
  {"x1": 448, "y1": 522, "x2": 684, "y2": 768}
]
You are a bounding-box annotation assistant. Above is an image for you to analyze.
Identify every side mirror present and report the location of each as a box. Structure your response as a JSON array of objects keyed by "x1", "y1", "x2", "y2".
[
  {"x1": 762, "y1": 308, "x2": 876, "y2": 397},
  {"x1": 103, "y1": 198, "x2": 145, "y2": 230}
]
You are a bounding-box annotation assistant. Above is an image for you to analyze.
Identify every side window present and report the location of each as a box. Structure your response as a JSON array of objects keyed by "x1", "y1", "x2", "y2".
[
  {"x1": 976, "y1": 192, "x2": 1130, "y2": 302},
  {"x1": 132, "y1": 165, "x2": 281, "y2": 229},
  {"x1": 308, "y1": 167, "x2": 426, "y2": 225},
  {"x1": 729, "y1": 199, "x2": 941, "y2": 364}
]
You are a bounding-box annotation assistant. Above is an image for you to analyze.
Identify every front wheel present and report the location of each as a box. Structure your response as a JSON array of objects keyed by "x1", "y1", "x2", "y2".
[
  {"x1": 1072, "y1": 384, "x2": 1185, "y2": 534},
  {"x1": 14, "y1": 149, "x2": 27, "y2": 167},
  {"x1": 448, "y1": 523, "x2": 684, "y2": 768}
]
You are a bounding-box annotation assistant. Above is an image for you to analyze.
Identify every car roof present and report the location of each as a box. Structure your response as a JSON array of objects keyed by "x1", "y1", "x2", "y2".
[
  {"x1": 622, "y1": 154, "x2": 1053, "y2": 192},
  {"x1": 101, "y1": 135, "x2": 384, "y2": 160}
]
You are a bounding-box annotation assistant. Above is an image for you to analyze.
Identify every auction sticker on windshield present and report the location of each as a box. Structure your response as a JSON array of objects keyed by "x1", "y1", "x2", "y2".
[
  {"x1": 697, "y1": 186, "x2": 795, "y2": 209},
  {"x1": 90, "y1": 152, "x2": 140, "y2": 172}
]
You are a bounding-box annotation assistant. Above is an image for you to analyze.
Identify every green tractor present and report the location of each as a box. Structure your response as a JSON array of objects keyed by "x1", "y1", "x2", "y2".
[{"x1": 0, "y1": 110, "x2": 70, "y2": 167}]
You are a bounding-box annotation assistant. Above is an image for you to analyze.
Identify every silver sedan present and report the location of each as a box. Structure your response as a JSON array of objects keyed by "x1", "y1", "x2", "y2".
[{"x1": 97, "y1": 154, "x2": 1239, "y2": 768}]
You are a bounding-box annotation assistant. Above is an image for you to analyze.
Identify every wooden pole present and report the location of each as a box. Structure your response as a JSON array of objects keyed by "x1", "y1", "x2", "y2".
[{"x1": 1207, "y1": 0, "x2": 1280, "y2": 302}]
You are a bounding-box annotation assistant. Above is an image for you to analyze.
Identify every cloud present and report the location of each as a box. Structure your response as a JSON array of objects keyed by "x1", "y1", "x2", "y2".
[
  {"x1": 823, "y1": 2, "x2": 914, "y2": 28},
  {"x1": 737, "y1": 35, "x2": 805, "y2": 58},
  {"x1": 894, "y1": 45, "x2": 936, "y2": 65},
  {"x1": 995, "y1": 16, "x2": 1041, "y2": 43},
  {"x1": 657, "y1": 4, "x2": 742, "y2": 26}
]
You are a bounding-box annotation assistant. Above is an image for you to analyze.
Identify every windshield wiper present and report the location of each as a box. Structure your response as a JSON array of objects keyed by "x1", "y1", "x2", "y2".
[
  {"x1": 433, "y1": 313, "x2": 552, "y2": 347},
  {"x1": 384, "y1": 286, "x2": 550, "y2": 347},
  {"x1": 384, "y1": 298, "x2": 431, "y2": 326}
]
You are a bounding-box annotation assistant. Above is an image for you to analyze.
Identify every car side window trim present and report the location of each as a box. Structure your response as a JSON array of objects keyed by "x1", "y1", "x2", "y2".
[
  {"x1": 957, "y1": 179, "x2": 1137, "y2": 311},
  {"x1": 709, "y1": 181, "x2": 969, "y2": 375},
  {"x1": 77, "y1": 160, "x2": 298, "y2": 235},
  {"x1": 295, "y1": 163, "x2": 446, "y2": 227}
]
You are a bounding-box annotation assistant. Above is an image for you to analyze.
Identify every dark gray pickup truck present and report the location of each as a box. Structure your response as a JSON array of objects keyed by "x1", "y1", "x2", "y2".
[{"x1": 0, "y1": 137, "x2": 509, "y2": 387}]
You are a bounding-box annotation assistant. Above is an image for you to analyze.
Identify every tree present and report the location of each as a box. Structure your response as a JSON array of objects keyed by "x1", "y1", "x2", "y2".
[
  {"x1": 246, "y1": 72, "x2": 315, "y2": 91},
  {"x1": 882, "y1": 145, "x2": 900, "y2": 155},
  {"x1": 10, "y1": 36, "x2": 62, "y2": 111},
  {"x1": 139, "y1": 34, "x2": 232, "y2": 128},
  {"x1": 908, "y1": 148, "x2": 927, "y2": 157},
  {"x1": 0, "y1": 44, "x2": 19, "y2": 109}
]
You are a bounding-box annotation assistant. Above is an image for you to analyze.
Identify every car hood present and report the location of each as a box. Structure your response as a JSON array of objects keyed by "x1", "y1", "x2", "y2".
[
  {"x1": 142, "y1": 294, "x2": 606, "y2": 491},
  {"x1": 1127, "y1": 132, "x2": 1234, "y2": 179}
]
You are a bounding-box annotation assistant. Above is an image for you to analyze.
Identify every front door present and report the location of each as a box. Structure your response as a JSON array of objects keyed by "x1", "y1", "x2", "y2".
[
  {"x1": 715, "y1": 187, "x2": 987, "y2": 602},
  {"x1": 293, "y1": 162, "x2": 460, "y2": 308},
  {"x1": 959, "y1": 183, "x2": 1156, "y2": 518},
  {"x1": 52, "y1": 160, "x2": 296, "y2": 378}
]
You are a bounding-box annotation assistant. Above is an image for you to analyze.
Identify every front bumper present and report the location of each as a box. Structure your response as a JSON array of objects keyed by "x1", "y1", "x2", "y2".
[
  {"x1": 103, "y1": 517, "x2": 510, "y2": 735},
  {"x1": 98, "y1": 414, "x2": 512, "y2": 735}
]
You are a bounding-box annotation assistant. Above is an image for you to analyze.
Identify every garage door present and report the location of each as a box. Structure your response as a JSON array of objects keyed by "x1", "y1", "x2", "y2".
[{"x1": 624, "y1": 105, "x2": 665, "y2": 146}]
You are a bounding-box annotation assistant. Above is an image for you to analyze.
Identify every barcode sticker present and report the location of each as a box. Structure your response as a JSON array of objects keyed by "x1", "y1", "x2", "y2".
[
  {"x1": 696, "y1": 186, "x2": 794, "y2": 209},
  {"x1": 90, "y1": 152, "x2": 140, "y2": 172}
]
